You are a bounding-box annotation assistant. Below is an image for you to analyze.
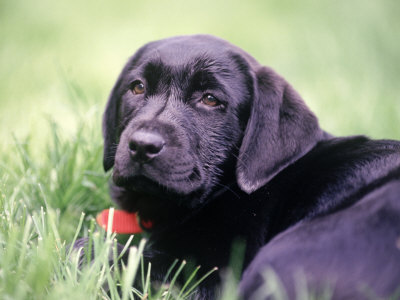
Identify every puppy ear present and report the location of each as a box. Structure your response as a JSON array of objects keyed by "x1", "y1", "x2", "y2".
[
  {"x1": 102, "y1": 78, "x2": 122, "y2": 171},
  {"x1": 236, "y1": 66, "x2": 323, "y2": 194}
]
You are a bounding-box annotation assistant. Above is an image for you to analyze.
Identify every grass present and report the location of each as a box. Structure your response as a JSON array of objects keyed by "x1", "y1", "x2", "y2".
[{"x1": 1, "y1": 0, "x2": 399, "y2": 299}]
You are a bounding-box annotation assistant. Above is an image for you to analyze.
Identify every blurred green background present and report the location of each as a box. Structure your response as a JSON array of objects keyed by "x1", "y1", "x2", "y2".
[{"x1": 1, "y1": 0, "x2": 399, "y2": 150}]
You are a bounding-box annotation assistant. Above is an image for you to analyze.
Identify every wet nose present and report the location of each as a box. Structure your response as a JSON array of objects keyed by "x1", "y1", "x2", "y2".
[{"x1": 128, "y1": 131, "x2": 165, "y2": 163}]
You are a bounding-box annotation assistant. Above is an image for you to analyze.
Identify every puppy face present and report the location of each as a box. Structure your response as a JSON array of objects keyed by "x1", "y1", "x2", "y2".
[
  {"x1": 103, "y1": 35, "x2": 322, "y2": 217},
  {"x1": 105, "y1": 35, "x2": 253, "y2": 212}
]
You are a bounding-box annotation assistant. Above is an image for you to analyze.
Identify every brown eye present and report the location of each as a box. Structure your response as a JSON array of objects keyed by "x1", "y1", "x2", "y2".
[
  {"x1": 201, "y1": 94, "x2": 220, "y2": 107},
  {"x1": 131, "y1": 81, "x2": 145, "y2": 94}
]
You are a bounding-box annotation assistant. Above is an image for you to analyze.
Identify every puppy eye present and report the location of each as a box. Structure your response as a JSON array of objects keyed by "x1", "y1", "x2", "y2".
[
  {"x1": 201, "y1": 94, "x2": 221, "y2": 107},
  {"x1": 131, "y1": 81, "x2": 145, "y2": 95}
]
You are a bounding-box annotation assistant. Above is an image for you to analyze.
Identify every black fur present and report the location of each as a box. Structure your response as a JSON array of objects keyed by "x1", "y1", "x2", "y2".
[{"x1": 96, "y1": 35, "x2": 400, "y2": 299}]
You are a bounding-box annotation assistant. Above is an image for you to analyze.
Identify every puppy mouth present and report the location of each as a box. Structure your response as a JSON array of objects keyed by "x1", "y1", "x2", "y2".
[
  {"x1": 113, "y1": 172, "x2": 167, "y2": 196},
  {"x1": 113, "y1": 160, "x2": 203, "y2": 193}
]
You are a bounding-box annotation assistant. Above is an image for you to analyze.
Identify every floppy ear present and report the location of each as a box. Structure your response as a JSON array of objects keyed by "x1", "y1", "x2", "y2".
[
  {"x1": 236, "y1": 66, "x2": 323, "y2": 194},
  {"x1": 102, "y1": 78, "x2": 123, "y2": 171}
]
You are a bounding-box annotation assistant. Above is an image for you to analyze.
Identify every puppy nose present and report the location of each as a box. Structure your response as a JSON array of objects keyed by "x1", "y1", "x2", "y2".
[{"x1": 128, "y1": 131, "x2": 165, "y2": 162}]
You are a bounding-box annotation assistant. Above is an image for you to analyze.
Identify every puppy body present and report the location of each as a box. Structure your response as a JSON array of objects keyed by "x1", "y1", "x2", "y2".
[
  {"x1": 99, "y1": 35, "x2": 400, "y2": 299},
  {"x1": 241, "y1": 170, "x2": 400, "y2": 300}
]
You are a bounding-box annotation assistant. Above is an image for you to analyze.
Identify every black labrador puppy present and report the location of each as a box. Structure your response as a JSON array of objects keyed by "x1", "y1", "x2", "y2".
[{"x1": 100, "y1": 35, "x2": 400, "y2": 299}]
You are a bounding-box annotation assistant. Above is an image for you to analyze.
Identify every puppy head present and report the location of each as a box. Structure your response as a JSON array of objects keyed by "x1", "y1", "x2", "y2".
[{"x1": 103, "y1": 35, "x2": 322, "y2": 215}]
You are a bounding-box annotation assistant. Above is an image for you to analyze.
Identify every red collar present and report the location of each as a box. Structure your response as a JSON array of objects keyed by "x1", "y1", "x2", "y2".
[{"x1": 96, "y1": 209, "x2": 153, "y2": 234}]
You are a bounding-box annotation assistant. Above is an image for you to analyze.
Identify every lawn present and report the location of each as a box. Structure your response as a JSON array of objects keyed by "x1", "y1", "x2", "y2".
[{"x1": 0, "y1": 0, "x2": 399, "y2": 299}]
